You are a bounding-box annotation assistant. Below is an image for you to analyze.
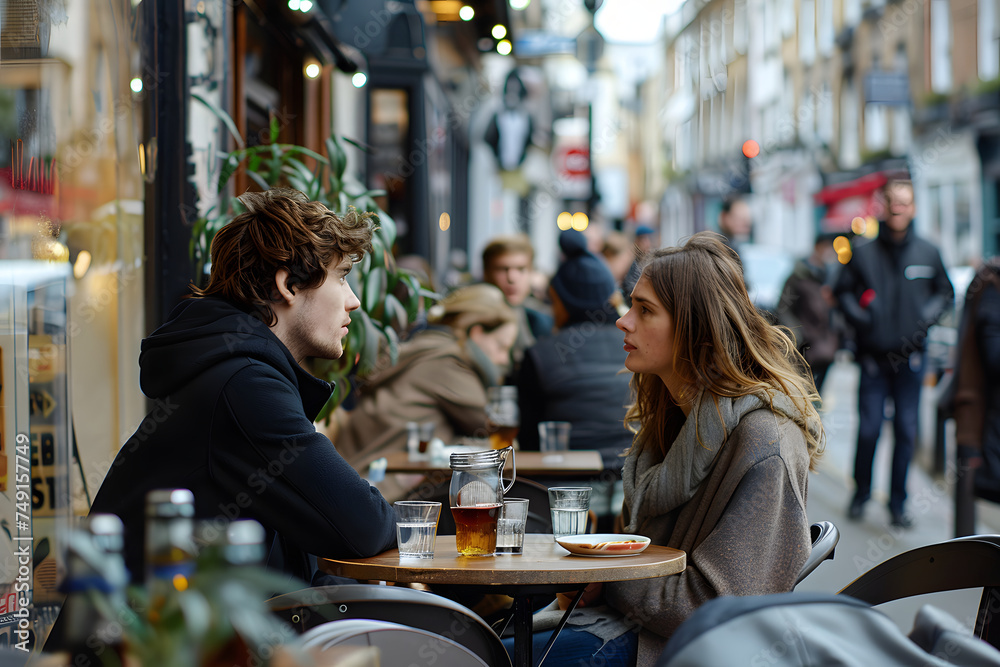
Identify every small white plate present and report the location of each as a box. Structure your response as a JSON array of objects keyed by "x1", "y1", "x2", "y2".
[{"x1": 556, "y1": 534, "x2": 651, "y2": 557}]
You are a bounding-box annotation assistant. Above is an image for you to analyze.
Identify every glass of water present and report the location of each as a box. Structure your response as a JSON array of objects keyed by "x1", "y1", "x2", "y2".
[
  {"x1": 496, "y1": 498, "x2": 529, "y2": 554},
  {"x1": 547, "y1": 487, "x2": 591, "y2": 540},
  {"x1": 394, "y1": 501, "x2": 442, "y2": 559}
]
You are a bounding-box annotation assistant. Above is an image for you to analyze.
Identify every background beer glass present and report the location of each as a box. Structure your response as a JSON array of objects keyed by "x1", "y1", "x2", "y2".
[{"x1": 486, "y1": 386, "x2": 519, "y2": 450}]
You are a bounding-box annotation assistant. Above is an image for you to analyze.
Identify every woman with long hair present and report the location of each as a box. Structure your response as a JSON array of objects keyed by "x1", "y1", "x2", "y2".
[{"x1": 520, "y1": 232, "x2": 824, "y2": 667}]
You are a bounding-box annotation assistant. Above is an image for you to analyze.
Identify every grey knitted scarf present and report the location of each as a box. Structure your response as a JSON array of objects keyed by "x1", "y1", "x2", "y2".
[{"x1": 622, "y1": 390, "x2": 813, "y2": 534}]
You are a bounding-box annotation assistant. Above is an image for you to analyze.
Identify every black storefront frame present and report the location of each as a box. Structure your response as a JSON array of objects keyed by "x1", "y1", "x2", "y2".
[{"x1": 141, "y1": 0, "x2": 195, "y2": 335}]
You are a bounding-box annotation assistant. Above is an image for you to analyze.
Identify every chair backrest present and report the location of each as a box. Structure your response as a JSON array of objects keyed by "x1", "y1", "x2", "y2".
[
  {"x1": 269, "y1": 584, "x2": 512, "y2": 667},
  {"x1": 406, "y1": 477, "x2": 552, "y2": 534},
  {"x1": 838, "y1": 538, "x2": 1000, "y2": 648},
  {"x1": 795, "y1": 520, "x2": 840, "y2": 587},
  {"x1": 299, "y1": 618, "x2": 489, "y2": 666}
]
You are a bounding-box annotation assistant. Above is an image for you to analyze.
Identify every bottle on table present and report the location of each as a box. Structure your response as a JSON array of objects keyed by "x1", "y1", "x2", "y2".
[
  {"x1": 47, "y1": 513, "x2": 131, "y2": 664},
  {"x1": 144, "y1": 488, "x2": 197, "y2": 625}
]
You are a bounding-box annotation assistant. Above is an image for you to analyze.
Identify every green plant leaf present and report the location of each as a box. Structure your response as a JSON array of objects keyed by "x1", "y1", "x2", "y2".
[
  {"x1": 375, "y1": 208, "x2": 398, "y2": 247},
  {"x1": 383, "y1": 325, "x2": 400, "y2": 363},
  {"x1": 368, "y1": 231, "x2": 387, "y2": 270},
  {"x1": 282, "y1": 157, "x2": 316, "y2": 184},
  {"x1": 283, "y1": 145, "x2": 329, "y2": 164},
  {"x1": 246, "y1": 170, "x2": 272, "y2": 191},
  {"x1": 342, "y1": 136, "x2": 374, "y2": 153},
  {"x1": 354, "y1": 309, "x2": 382, "y2": 376},
  {"x1": 193, "y1": 92, "x2": 244, "y2": 149},
  {"x1": 326, "y1": 136, "x2": 348, "y2": 181},
  {"x1": 269, "y1": 115, "x2": 280, "y2": 143},
  {"x1": 383, "y1": 293, "x2": 408, "y2": 329},
  {"x1": 363, "y1": 266, "x2": 386, "y2": 313},
  {"x1": 399, "y1": 273, "x2": 424, "y2": 322},
  {"x1": 217, "y1": 153, "x2": 241, "y2": 194}
]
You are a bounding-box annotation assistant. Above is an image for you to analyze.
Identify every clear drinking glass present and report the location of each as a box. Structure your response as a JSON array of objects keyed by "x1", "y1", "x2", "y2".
[
  {"x1": 496, "y1": 498, "x2": 529, "y2": 554},
  {"x1": 548, "y1": 487, "x2": 591, "y2": 540},
  {"x1": 538, "y1": 421, "x2": 572, "y2": 452},
  {"x1": 394, "y1": 501, "x2": 442, "y2": 559}
]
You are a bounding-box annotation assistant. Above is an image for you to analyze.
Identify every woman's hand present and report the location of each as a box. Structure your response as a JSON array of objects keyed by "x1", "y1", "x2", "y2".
[{"x1": 556, "y1": 582, "x2": 604, "y2": 610}]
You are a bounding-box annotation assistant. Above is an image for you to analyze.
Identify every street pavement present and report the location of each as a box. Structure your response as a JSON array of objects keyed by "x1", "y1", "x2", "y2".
[{"x1": 794, "y1": 354, "x2": 1000, "y2": 635}]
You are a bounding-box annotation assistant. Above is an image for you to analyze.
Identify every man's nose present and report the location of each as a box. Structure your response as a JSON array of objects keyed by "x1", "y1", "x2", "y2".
[{"x1": 346, "y1": 284, "x2": 361, "y2": 311}]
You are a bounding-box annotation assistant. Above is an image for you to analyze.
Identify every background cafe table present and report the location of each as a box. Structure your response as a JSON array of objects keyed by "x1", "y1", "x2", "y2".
[
  {"x1": 320, "y1": 534, "x2": 686, "y2": 667},
  {"x1": 382, "y1": 449, "x2": 604, "y2": 477}
]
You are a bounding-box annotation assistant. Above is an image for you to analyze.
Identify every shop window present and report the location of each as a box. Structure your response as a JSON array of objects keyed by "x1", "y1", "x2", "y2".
[
  {"x1": 0, "y1": 0, "x2": 146, "y2": 644},
  {"x1": 369, "y1": 89, "x2": 412, "y2": 238}
]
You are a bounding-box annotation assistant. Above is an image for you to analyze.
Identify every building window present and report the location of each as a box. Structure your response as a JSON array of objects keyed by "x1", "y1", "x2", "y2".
[
  {"x1": 890, "y1": 107, "x2": 911, "y2": 156},
  {"x1": 799, "y1": 0, "x2": 816, "y2": 64},
  {"x1": 781, "y1": 0, "x2": 796, "y2": 38},
  {"x1": 734, "y1": 0, "x2": 749, "y2": 54},
  {"x1": 930, "y1": 0, "x2": 952, "y2": 93},
  {"x1": 840, "y1": 81, "x2": 860, "y2": 168},
  {"x1": 844, "y1": 0, "x2": 862, "y2": 26},
  {"x1": 765, "y1": 0, "x2": 781, "y2": 51},
  {"x1": 817, "y1": 83, "x2": 834, "y2": 145},
  {"x1": 783, "y1": 70, "x2": 796, "y2": 144},
  {"x1": 980, "y1": 0, "x2": 1000, "y2": 81},
  {"x1": 818, "y1": 0, "x2": 834, "y2": 56},
  {"x1": 865, "y1": 104, "x2": 889, "y2": 151}
]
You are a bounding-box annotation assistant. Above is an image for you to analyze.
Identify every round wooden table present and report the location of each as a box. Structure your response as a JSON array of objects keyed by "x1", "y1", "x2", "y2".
[{"x1": 321, "y1": 534, "x2": 686, "y2": 667}]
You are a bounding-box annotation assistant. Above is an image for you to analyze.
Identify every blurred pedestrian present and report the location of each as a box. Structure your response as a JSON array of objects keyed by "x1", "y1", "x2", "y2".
[
  {"x1": 517, "y1": 230, "x2": 633, "y2": 524},
  {"x1": 834, "y1": 179, "x2": 954, "y2": 527},
  {"x1": 953, "y1": 258, "x2": 1000, "y2": 517},
  {"x1": 336, "y1": 284, "x2": 518, "y2": 494},
  {"x1": 601, "y1": 231, "x2": 635, "y2": 285},
  {"x1": 717, "y1": 196, "x2": 752, "y2": 253},
  {"x1": 621, "y1": 225, "x2": 656, "y2": 305},
  {"x1": 776, "y1": 233, "x2": 841, "y2": 394},
  {"x1": 508, "y1": 231, "x2": 823, "y2": 666},
  {"x1": 481, "y1": 234, "x2": 554, "y2": 380}
]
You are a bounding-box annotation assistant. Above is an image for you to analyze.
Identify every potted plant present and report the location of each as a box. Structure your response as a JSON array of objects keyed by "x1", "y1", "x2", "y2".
[{"x1": 191, "y1": 95, "x2": 436, "y2": 422}]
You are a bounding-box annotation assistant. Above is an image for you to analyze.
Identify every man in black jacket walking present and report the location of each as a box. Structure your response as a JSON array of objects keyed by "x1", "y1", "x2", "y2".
[
  {"x1": 89, "y1": 188, "x2": 396, "y2": 586},
  {"x1": 834, "y1": 179, "x2": 954, "y2": 527}
]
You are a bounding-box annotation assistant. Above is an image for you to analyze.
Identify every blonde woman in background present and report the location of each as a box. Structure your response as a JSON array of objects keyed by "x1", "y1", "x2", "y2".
[{"x1": 336, "y1": 284, "x2": 518, "y2": 495}]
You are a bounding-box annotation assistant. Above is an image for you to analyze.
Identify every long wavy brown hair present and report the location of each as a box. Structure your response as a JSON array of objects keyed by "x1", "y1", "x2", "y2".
[
  {"x1": 624, "y1": 231, "x2": 824, "y2": 471},
  {"x1": 191, "y1": 188, "x2": 375, "y2": 325}
]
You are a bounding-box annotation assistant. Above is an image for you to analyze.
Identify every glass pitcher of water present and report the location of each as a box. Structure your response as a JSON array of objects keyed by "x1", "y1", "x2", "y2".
[{"x1": 449, "y1": 447, "x2": 515, "y2": 556}]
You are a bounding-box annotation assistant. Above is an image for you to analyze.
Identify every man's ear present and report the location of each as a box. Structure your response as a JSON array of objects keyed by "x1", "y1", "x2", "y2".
[{"x1": 274, "y1": 268, "x2": 296, "y2": 305}]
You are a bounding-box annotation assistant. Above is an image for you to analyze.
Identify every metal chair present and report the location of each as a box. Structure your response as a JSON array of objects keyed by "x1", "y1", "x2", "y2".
[
  {"x1": 838, "y1": 537, "x2": 1000, "y2": 648},
  {"x1": 269, "y1": 584, "x2": 512, "y2": 666},
  {"x1": 795, "y1": 520, "x2": 840, "y2": 587},
  {"x1": 298, "y1": 618, "x2": 489, "y2": 666}
]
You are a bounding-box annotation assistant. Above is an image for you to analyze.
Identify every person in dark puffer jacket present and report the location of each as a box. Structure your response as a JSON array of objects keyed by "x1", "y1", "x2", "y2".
[{"x1": 834, "y1": 178, "x2": 954, "y2": 528}]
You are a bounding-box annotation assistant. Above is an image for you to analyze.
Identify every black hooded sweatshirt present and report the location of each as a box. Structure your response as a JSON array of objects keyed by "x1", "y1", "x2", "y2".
[{"x1": 89, "y1": 297, "x2": 396, "y2": 587}]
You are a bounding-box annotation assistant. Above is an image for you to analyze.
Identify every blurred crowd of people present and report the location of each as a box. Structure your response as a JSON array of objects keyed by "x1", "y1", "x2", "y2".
[{"x1": 326, "y1": 177, "x2": 1000, "y2": 538}]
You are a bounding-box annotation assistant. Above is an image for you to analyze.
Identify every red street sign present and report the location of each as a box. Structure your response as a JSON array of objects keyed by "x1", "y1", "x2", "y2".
[{"x1": 558, "y1": 147, "x2": 590, "y2": 178}]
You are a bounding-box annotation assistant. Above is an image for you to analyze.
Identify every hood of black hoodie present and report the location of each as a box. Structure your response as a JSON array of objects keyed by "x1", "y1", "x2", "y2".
[{"x1": 139, "y1": 297, "x2": 334, "y2": 420}]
